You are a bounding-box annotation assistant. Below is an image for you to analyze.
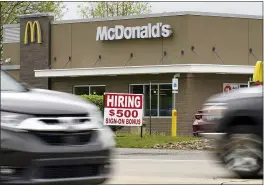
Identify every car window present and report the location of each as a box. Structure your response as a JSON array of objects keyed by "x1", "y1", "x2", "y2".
[{"x1": 1, "y1": 71, "x2": 27, "y2": 92}]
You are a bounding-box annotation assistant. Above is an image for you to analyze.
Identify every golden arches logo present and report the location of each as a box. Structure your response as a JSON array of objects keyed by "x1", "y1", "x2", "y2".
[
  {"x1": 253, "y1": 61, "x2": 263, "y2": 83},
  {"x1": 24, "y1": 21, "x2": 42, "y2": 44}
]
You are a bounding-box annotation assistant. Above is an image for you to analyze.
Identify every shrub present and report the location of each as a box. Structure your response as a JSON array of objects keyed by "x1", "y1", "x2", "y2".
[
  {"x1": 80, "y1": 94, "x2": 124, "y2": 132},
  {"x1": 80, "y1": 94, "x2": 104, "y2": 111}
]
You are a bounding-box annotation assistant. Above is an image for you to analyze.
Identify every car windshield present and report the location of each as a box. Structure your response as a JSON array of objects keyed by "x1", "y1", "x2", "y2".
[{"x1": 1, "y1": 71, "x2": 27, "y2": 92}]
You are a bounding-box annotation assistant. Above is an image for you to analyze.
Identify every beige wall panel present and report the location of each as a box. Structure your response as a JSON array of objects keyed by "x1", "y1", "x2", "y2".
[
  {"x1": 50, "y1": 24, "x2": 71, "y2": 69},
  {"x1": 50, "y1": 15, "x2": 262, "y2": 68},
  {"x1": 187, "y1": 16, "x2": 249, "y2": 65},
  {"x1": 161, "y1": 16, "x2": 189, "y2": 65},
  {"x1": 248, "y1": 19, "x2": 263, "y2": 65},
  {"x1": 70, "y1": 18, "x2": 168, "y2": 68},
  {"x1": 3, "y1": 43, "x2": 20, "y2": 65}
]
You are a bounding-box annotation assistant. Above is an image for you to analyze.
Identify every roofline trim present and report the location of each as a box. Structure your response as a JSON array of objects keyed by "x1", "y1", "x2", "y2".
[
  {"x1": 52, "y1": 11, "x2": 263, "y2": 25},
  {"x1": 3, "y1": 41, "x2": 20, "y2": 44},
  {"x1": 1, "y1": 65, "x2": 20, "y2": 70},
  {"x1": 34, "y1": 64, "x2": 254, "y2": 78},
  {"x1": 19, "y1": 12, "x2": 55, "y2": 19},
  {"x1": 3, "y1": 24, "x2": 20, "y2": 28}
]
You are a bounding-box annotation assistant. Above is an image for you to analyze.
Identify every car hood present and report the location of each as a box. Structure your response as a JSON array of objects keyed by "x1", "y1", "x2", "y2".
[
  {"x1": 1, "y1": 88, "x2": 98, "y2": 115},
  {"x1": 205, "y1": 86, "x2": 263, "y2": 104}
]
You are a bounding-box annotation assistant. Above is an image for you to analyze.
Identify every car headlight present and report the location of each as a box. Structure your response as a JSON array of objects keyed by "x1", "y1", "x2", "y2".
[
  {"x1": 89, "y1": 109, "x2": 116, "y2": 148},
  {"x1": 202, "y1": 103, "x2": 227, "y2": 121},
  {"x1": 89, "y1": 108, "x2": 104, "y2": 127},
  {"x1": 1, "y1": 111, "x2": 32, "y2": 131}
]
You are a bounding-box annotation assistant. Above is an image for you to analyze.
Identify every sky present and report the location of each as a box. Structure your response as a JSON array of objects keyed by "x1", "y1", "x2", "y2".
[{"x1": 62, "y1": 1, "x2": 263, "y2": 20}]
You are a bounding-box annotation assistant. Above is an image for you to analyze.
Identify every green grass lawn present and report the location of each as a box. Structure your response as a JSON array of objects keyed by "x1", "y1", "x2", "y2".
[{"x1": 115, "y1": 133, "x2": 200, "y2": 148}]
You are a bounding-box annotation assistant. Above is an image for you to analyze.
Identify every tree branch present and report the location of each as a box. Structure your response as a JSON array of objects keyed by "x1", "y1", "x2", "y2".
[{"x1": 4, "y1": 2, "x2": 23, "y2": 23}]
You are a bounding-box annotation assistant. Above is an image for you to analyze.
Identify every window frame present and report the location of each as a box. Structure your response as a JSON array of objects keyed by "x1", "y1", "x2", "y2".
[
  {"x1": 129, "y1": 83, "x2": 172, "y2": 118},
  {"x1": 73, "y1": 85, "x2": 106, "y2": 95}
]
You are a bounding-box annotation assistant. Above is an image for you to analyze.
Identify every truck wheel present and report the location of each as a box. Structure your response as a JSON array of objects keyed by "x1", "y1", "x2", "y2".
[{"x1": 221, "y1": 125, "x2": 262, "y2": 178}]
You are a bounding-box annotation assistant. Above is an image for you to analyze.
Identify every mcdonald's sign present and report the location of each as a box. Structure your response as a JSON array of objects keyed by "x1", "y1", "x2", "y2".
[{"x1": 24, "y1": 21, "x2": 42, "y2": 44}]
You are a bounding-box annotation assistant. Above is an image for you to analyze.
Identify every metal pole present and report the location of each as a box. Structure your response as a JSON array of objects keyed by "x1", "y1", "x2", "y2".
[
  {"x1": 174, "y1": 90, "x2": 177, "y2": 137},
  {"x1": 172, "y1": 75, "x2": 179, "y2": 137},
  {"x1": 140, "y1": 125, "x2": 143, "y2": 138},
  {"x1": 173, "y1": 93, "x2": 176, "y2": 110},
  {"x1": 172, "y1": 76, "x2": 177, "y2": 110},
  {"x1": 149, "y1": 81, "x2": 152, "y2": 136}
]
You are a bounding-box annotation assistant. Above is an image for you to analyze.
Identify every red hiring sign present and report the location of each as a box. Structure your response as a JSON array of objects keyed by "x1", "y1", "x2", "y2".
[{"x1": 103, "y1": 93, "x2": 144, "y2": 126}]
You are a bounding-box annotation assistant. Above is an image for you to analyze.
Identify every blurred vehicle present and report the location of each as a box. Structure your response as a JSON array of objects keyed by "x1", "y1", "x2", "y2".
[
  {"x1": 192, "y1": 110, "x2": 216, "y2": 137},
  {"x1": 1, "y1": 70, "x2": 115, "y2": 185},
  {"x1": 200, "y1": 86, "x2": 263, "y2": 178}
]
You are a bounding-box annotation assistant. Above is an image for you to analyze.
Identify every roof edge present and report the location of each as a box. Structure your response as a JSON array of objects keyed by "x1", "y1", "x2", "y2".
[
  {"x1": 35, "y1": 63, "x2": 255, "y2": 72},
  {"x1": 34, "y1": 64, "x2": 255, "y2": 78},
  {"x1": 1, "y1": 65, "x2": 20, "y2": 71},
  {"x1": 19, "y1": 12, "x2": 55, "y2": 19},
  {"x1": 3, "y1": 24, "x2": 20, "y2": 28},
  {"x1": 52, "y1": 11, "x2": 263, "y2": 25}
]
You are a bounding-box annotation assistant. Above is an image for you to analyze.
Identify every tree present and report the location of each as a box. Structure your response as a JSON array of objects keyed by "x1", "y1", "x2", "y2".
[
  {"x1": 0, "y1": 2, "x2": 67, "y2": 60},
  {"x1": 77, "y1": 2, "x2": 152, "y2": 18}
]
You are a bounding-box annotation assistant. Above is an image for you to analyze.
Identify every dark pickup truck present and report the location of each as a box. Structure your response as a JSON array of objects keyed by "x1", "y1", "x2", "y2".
[{"x1": 201, "y1": 85, "x2": 263, "y2": 179}]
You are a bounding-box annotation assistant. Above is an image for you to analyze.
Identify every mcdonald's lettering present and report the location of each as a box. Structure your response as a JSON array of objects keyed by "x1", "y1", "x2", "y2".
[{"x1": 24, "y1": 21, "x2": 42, "y2": 44}]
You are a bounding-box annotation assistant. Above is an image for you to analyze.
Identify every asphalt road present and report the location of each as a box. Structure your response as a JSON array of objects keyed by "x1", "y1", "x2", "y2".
[{"x1": 107, "y1": 148, "x2": 263, "y2": 184}]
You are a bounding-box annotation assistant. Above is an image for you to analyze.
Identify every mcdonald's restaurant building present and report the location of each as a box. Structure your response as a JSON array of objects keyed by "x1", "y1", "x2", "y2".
[{"x1": 2, "y1": 12, "x2": 263, "y2": 136}]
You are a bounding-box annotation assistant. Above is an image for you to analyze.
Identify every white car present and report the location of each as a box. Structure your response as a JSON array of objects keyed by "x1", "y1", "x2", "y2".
[{"x1": 1, "y1": 70, "x2": 116, "y2": 185}]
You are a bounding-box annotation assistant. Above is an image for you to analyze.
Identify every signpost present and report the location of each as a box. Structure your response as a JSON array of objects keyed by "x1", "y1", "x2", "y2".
[
  {"x1": 172, "y1": 74, "x2": 180, "y2": 137},
  {"x1": 172, "y1": 75, "x2": 179, "y2": 109},
  {"x1": 103, "y1": 93, "x2": 144, "y2": 127}
]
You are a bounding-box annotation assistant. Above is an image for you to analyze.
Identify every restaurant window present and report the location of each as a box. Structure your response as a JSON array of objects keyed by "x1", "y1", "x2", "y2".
[
  {"x1": 159, "y1": 84, "x2": 172, "y2": 116},
  {"x1": 73, "y1": 85, "x2": 106, "y2": 95},
  {"x1": 90, "y1": 86, "x2": 105, "y2": 95},
  {"x1": 145, "y1": 84, "x2": 158, "y2": 116},
  {"x1": 130, "y1": 85, "x2": 143, "y2": 94},
  {"x1": 129, "y1": 83, "x2": 172, "y2": 117}
]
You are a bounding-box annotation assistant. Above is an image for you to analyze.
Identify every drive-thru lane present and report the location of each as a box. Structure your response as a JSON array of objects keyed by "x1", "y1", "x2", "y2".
[{"x1": 107, "y1": 148, "x2": 262, "y2": 184}]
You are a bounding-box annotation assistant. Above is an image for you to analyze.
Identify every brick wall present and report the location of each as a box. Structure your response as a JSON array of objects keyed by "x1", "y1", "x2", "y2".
[{"x1": 20, "y1": 14, "x2": 54, "y2": 89}]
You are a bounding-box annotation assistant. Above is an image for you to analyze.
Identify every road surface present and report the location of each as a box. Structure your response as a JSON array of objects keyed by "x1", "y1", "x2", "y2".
[{"x1": 107, "y1": 148, "x2": 262, "y2": 184}]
